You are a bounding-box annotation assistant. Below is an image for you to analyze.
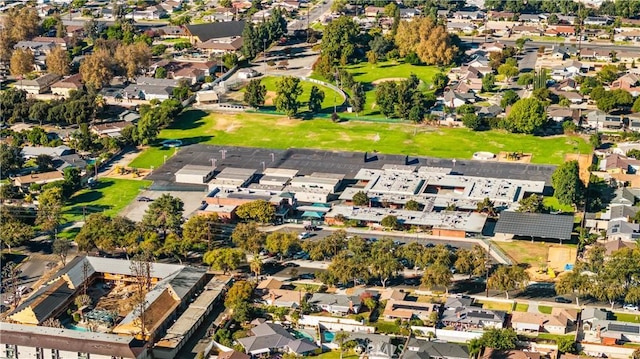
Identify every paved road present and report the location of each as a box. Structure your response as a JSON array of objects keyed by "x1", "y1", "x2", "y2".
[
  {"x1": 462, "y1": 36, "x2": 640, "y2": 53},
  {"x1": 289, "y1": 0, "x2": 333, "y2": 31}
]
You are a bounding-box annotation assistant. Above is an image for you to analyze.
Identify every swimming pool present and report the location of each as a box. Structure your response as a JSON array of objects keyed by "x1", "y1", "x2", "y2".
[
  {"x1": 63, "y1": 320, "x2": 90, "y2": 332},
  {"x1": 292, "y1": 329, "x2": 315, "y2": 341},
  {"x1": 322, "y1": 331, "x2": 335, "y2": 343}
]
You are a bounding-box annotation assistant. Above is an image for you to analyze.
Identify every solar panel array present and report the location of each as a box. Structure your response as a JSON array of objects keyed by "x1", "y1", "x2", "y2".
[
  {"x1": 609, "y1": 323, "x2": 640, "y2": 334},
  {"x1": 494, "y1": 211, "x2": 574, "y2": 240}
]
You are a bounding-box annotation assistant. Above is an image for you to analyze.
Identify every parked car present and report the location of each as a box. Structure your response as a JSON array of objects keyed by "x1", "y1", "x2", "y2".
[
  {"x1": 298, "y1": 232, "x2": 310, "y2": 240},
  {"x1": 623, "y1": 303, "x2": 639, "y2": 311},
  {"x1": 137, "y1": 196, "x2": 153, "y2": 202},
  {"x1": 554, "y1": 297, "x2": 572, "y2": 304}
]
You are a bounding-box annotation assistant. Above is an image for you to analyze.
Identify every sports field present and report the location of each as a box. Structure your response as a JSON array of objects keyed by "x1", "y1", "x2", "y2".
[{"x1": 128, "y1": 110, "x2": 591, "y2": 169}]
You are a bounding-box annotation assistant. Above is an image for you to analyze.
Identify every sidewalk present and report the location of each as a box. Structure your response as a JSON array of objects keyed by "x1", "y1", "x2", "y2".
[{"x1": 261, "y1": 223, "x2": 511, "y2": 264}]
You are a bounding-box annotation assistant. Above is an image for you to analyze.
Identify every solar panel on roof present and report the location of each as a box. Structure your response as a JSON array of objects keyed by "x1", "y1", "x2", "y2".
[
  {"x1": 609, "y1": 323, "x2": 640, "y2": 334},
  {"x1": 494, "y1": 211, "x2": 574, "y2": 240},
  {"x1": 468, "y1": 311, "x2": 494, "y2": 319}
]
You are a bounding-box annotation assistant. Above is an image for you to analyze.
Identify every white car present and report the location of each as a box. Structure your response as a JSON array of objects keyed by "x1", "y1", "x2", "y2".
[
  {"x1": 298, "y1": 232, "x2": 310, "y2": 240},
  {"x1": 623, "y1": 304, "x2": 639, "y2": 311}
]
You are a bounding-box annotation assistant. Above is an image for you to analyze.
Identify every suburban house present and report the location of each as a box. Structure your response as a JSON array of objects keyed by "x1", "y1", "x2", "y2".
[
  {"x1": 90, "y1": 121, "x2": 133, "y2": 137},
  {"x1": 511, "y1": 310, "x2": 576, "y2": 334},
  {"x1": 547, "y1": 107, "x2": 578, "y2": 123},
  {"x1": 606, "y1": 219, "x2": 640, "y2": 241},
  {"x1": 586, "y1": 110, "x2": 624, "y2": 131},
  {"x1": 13, "y1": 171, "x2": 64, "y2": 188},
  {"x1": 599, "y1": 154, "x2": 640, "y2": 175},
  {"x1": 382, "y1": 299, "x2": 439, "y2": 321},
  {"x1": 32, "y1": 36, "x2": 67, "y2": 50},
  {"x1": 184, "y1": 21, "x2": 245, "y2": 53},
  {"x1": 261, "y1": 289, "x2": 305, "y2": 308},
  {"x1": 21, "y1": 145, "x2": 72, "y2": 160},
  {"x1": 589, "y1": 320, "x2": 640, "y2": 344},
  {"x1": 482, "y1": 349, "x2": 544, "y2": 359},
  {"x1": 603, "y1": 238, "x2": 636, "y2": 255},
  {"x1": 50, "y1": 73, "x2": 84, "y2": 97},
  {"x1": 611, "y1": 73, "x2": 640, "y2": 96},
  {"x1": 237, "y1": 322, "x2": 319, "y2": 356},
  {"x1": 403, "y1": 337, "x2": 469, "y2": 359},
  {"x1": 581, "y1": 308, "x2": 609, "y2": 331},
  {"x1": 14, "y1": 73, "x2": 61, "y2": 94},
  {"x1": 602, "y1": 204, "x2": 640, "y2": 222},
  {"x1": 441, "y1": 306, "x2": 506, "y2": 330},
  {"x1": 443, "y1": 90, "x2": 477, "y2": 108},
  {"x1": 308, "y1": 293, "x2": 361, "y2": 315}
]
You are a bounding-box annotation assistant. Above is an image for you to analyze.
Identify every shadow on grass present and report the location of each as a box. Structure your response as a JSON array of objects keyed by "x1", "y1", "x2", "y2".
[{"x1": 166, "y1": 109, "x2": 209, "y2": 130}]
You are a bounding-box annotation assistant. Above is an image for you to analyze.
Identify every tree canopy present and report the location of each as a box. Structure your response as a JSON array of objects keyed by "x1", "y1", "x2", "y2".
[
  {"x1": 395, "y1": 17, "x2": 459, "y2": 66},
  {"x1": 551, "y1": 160, "x2": 584, "y2": 206},
  {"x1": 504, "y1": 98, "x2": 546, "y2": 134}
]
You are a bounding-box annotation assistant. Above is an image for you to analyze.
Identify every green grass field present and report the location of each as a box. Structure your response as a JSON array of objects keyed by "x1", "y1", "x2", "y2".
[
  {"x1": 478, "y1": 300, "x2": 513, "y2": 312},
  {"x1": 514, "y1": 303, "x2": 529, "y2": 312},
  {"x1": 62, "y1": 178, "x2": 151, "y2": 222},
  {"x1": 259, "y1": 76, "x2": 344, "y2": 112},
  {"x1": 543, "y1": 197, "x2": 575, "y2": 212},
  {"x1": 316, "y1": 351, "x2": 359, "y2": 359},
  {"x1": 612, "y1": 312, "x2": 640, "y2": 323},
  {"x1": 128, "y1": 110, "x2": 591, "y2": 169},
  {"x1": 538, "y1": 305, "x2": 552, "y2": 314},
  {"x1": 343, "y1": 61, "x2": 441, "y2": 117}
]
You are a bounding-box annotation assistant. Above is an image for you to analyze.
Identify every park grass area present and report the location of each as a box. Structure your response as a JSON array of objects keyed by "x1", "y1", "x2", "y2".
[
  {"x1": 316, "y1": 351, "x2": 359, "y2": 359},
  {"x1": 543, "y1": 196, "x2": 575, "y2": 213},
  {"x1": 538, "y1": 305, "x2": 552, "y2": 314},
  {"x1": 477, "y1": 300, "x2": 513, "y2": 312},
  {"x1": 128, "y1": 110, "x2": 590, "y2": 169},
  {"x1": 343, "y1": 61, "x2": 441, "y2": 117},
  {"x1": 62, "y1": 178, "x2": 151, "y2": 222},
  {"x1": 259, "y1": 76, "x2": 344, "y2": 112},
  {"x1": 514, "y1": 303, "x2": 529, "y2": 312},
  {"x1": 612, "y1": 312, "x2": 640, "y2": 323},
  {"x1": 491, "y1": 240, "x2": 562, "y2": 267}
]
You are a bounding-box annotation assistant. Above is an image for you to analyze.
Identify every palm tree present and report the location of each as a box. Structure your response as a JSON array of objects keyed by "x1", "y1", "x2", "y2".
[
  {"x1": 250, "y1": 255, "x2": 263, "y2": 278},
  {"x1": 334, "y1": 330, "x2": 350, "y2": 359},
  {"x1": 476, "y1": 197, "x2": 497, "y2": 217}
]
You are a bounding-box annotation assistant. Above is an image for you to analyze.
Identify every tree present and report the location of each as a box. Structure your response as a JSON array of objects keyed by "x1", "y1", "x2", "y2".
[
  {"x1": 6, "y1": 7, "x2": 40, "y2": 42},
  {"x1": 80, "y1": 49, "x2": 114, "y2": 89},
  {"x1": 504, "y1": 98, "x2": 546, "y2": 134},
  {"x1": 0, "y1": 144, "x2": 23, "y2": 177},
  {"x1": 321, "y1": 16, "x2": 360, "y2": 64},
  {"x1": 36, "y1": 187, "x2": 64, "y2": 233},
  {"x1": 405, "y1": 200, "x2": 420, "y2": 211},
  {"x1": 334, "y1": 331, "x2": 351, "y2": 359},
  {"x1": 231, "y1": 222, "x2": 266, "y2": 253},
  {"x1": 204, "y1": 248, "x2": 246, "y2": 274},
  {"x1": 244, "y1": 79, "x2": 267, "y2": 109},
  {"x1": 250, "y1": 255, "x2": 263, "y2": 277},
  {"x1": 369, "y1": 252, "x2": 402, "y2": 288},
  {"x1": 381, "y1": 215, "x2": 398, "y2": 230},
  {"x1": 517, "y1": 194, "x2": 544, "y2": 213},
  {"x1": 308, "y1": 85, "x2": 325, "y2": 114},
  {"x1": 498, "y1": 63, "x2": 519, "y2": 82},
  {"x1": 36, "y1": 154, "x2": 54, "y2": 171},
  {"x1": 115, "y1": 42, "x2": 151, "y2": 80},
  {"x1": 421, "y1": 263, "x2": 453, "y2": 293},
  {"x1": 476, "y1": 328, "x2": 518, "y2": 350},
  {"x1": 173, "y1": 80, "x2": 191, "y2": 101},
  {"x1": 375, "y1": 81, "x2": 398, "y2": 118},
  {"x1": 556, "y1": 270, "x2": 590, "y2": 306},
  {"x1": 222, "y1": 52, "x2": 238, "y2": 70},
  {"x1": 476, "y1": 197, "x2": 496, "y2": 217},
  {"x1": 274, "y1": 76, "x2": 303, "y2": 118},
  {"x1": 432, "y1": 72, "x2": 449, "y2": 93},
  {"x1": 265, "y1": 231, "x2": 300, "y2": 261},
  {"x1": 349, "y1": 82, "x2": 365, "y2": 115},
  {"x1": 141, "y1": 194, "x2": 184, "y2": 236},
  {"x1": 224, "y1": 280, "x2": 254, "y2": 309},
  {"x1": 487, "y1": 265, "x2": 529, "y2": 299},
  {"x1": 10, "y1": 48, "x2": 34, "y2": 77},
  {"x1": 235, "y1": 200, "x2": 275, "y2": 223},
  {"x1": 395, "y1": 17, "x2": 458, "y2": 66},
  {"x1": 597, "y1": 64, "x2": 619, "y2": 84},
  {"x1": 551, "y1": 160, "x2": 584, "y2": 206},
  {"x1": 53, "y1": 238, "x2": 72, "y2": 265},
  {"x1": 352, "y1": 191, "x2": 369, "y2": 206},
  {"x1": 0, "y1": 218, "x2": 33, "y2": 252},
  {"x1": 500, "y1": 90, "x2": 520, "y2": 108},
  {"x1": 183, "y1": 213, "x2": 219, "y2": 250},
  {"x1": 45, "y1": 46, "x2": 71, "y2": 76},
  {"x1": 482, "y1": 73, "x2": 495, "y2": 93},
  {"x1": 462, "y1": 113, "x2": 483, "y2": 131}
]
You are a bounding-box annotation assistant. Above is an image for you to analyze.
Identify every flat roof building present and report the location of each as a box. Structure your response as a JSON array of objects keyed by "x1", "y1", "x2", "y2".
[
  {"x1": 208, "y1": 167, "x2": 257, "y2": 189},
  {"x1": 175, "y1": 164, "x2": 216, "y2": 184}
]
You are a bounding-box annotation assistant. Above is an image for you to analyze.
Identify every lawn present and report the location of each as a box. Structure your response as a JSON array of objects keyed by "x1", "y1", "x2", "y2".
[
  {"x1": 612, "y1": 312, "x2": 640, "y2": 323},
  {"x1": 342, "y1": 60, "x2": 441, "y2": 117},
  {"x1": 374, "y1": 320, "x2": 401, "y2": 334},
  {"x1": 538, "y1": 305, "x2": 552, "y2": 314},
  {"x1": 536, "y1": 333, "x2": 574, "y2": 342},
  {"x1": 491, "y1": 240, "x2": 554, "y2": 267},
  {"x1": 478, "y1": 300, "x2": 513, "y2": 312},
  {"x1": 128, "y1": 110, "x2": 590, "y2": 169},
  {"x1": 315, "y1": 351, "x2": 359, "y2": 359},
  {"x1": 62, "y1": 178, "x2": 152, "y2": 222},
  {"x1": 543, "y1": 196, "x2": 575, "y2": 213},
  {"x1": 259, "y1": 76, "x2": 344, "y2": 113},
  {"x1": 514, "y1": 303, "x2": 529, "y2": 312}
]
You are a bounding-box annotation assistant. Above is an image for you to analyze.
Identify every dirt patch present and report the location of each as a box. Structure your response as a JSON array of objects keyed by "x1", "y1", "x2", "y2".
[
  {"x1": 371, "y1": 77, "x2": 406, "y2": 85},
  {"x1": 565, "y1": 153, "x2": 592, "y2": 184},
  {"x1": 264, "y1": 91, "x2": 277, "y2": 106},
  {"x1": 213, "y1": 115, "x2": 241, "y2": 132},
  {"x1": 497, "y1": 151, "x2": 533, "y2": 163},
  {"x1": 548, "y1": 246, "x2": 577, "y2": 272},
  {"x1": 103, "y1": 168, "x2": 151, "y2": 179}
]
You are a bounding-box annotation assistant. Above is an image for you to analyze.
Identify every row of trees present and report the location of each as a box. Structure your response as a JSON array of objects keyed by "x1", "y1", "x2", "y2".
[
  {"x1": 244, "y1": 77, "x2": 328, "y2": 117},
  {"x1": 79, "y1": 41, "x2": 151, "y2": 89},
  {"x1": 241, "y1": 8, "x2": 287, "y2": 60},
  {"x1": 556, "y1": 245, "x2": 640, "y2": 308},
  {"x1": 375, "y1": 75, "x2": 433, "y2": 121}
]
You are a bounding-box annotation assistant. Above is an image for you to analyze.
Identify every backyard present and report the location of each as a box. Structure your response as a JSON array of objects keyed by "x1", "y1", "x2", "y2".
[
  {"x1": 62, "y1": 178, "x2": 152, "y2": 222},
  {"x1": 127, "y1": 110, "x2": 591, "y2": 169}
]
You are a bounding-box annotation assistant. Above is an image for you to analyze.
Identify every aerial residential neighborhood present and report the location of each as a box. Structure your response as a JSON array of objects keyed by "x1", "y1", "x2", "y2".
[{"x1": 2, "y1": 0, "x2": 640, "y2": 358}]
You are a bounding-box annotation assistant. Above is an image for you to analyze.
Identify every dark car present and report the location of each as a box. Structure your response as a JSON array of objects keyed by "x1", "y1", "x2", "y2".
[
  {"x1": 137, "y1": 196, "x2": 153, "y2": 202},
  {"x1": 554, "y1": 297, "x2": 572, "y2": 303},
  {"x1": 284, "y1": 262, "x2": 299, "y2": 268}
]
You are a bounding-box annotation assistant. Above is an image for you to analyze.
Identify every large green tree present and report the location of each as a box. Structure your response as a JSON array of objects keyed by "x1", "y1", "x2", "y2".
[
  {"x1": 36, "y1": 187, "x2": 64, "y2": 233},
  {"x1": 551, "y1": 160, "x2": 584, "y2": 206},
  {"x1": 308, "y1": 85, "x2": 325, "y2": 114},
  {"x1": 231, "y1": 222, "x2": 266, "y2": 253},
  {"x1": 204, "y1": 247, "x2": 246, "y2": 274},
  {"x1": 504, "y1": 98, "x2": 546, "y2": 134},
  {"x1": 235, "y1": 200, "x2": 275, "y2": 223},
  {"x1": 321, "y1": 16, "x2": 360, "y2": 64},
  {"x1": 244, "y1": 78, "x2": 267, "y2": 109},
  {"x1": 141, "y1": 194, "x2": 184, "y2": 235},
  {"x1": 487, "y1": 265, "x2": 529, "y2": 299},
  {"x1": 274, "y1": 76, "x2": 303, "y2": 118}
]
